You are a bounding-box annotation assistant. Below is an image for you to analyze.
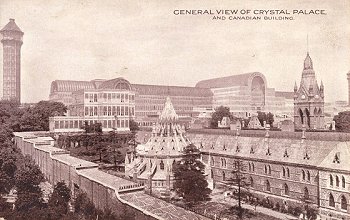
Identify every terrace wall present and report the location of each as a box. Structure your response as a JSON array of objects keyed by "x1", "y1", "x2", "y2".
[{"x1": 13, "y1": 134, "x2": 156, "y2": 220}]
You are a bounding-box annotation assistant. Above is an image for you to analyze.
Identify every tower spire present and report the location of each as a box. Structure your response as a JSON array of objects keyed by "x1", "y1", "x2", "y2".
[{"x1": 307, "y1": 34, "x2": 309, "y2": 54}]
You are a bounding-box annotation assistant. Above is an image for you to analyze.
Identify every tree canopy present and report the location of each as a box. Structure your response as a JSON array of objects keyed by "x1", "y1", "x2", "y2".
[
  {"x1": 210, "y1": 106, "x2": 234, "y2": 128},
  {"x1": 129, "y1": 119, "x2": 140, "y2": 132},
  {"x1": 333, "y1": 111, "x2": 350, "y2": 132},
  {"x1": 173, "y1": 144, "x2": 211, "y2": 206},
  {"x1": 0, "y1": 100, "x2": 67, "y2": 132},
  {"x1": 257, "y1": 111, "x2": 274, "y2": 127},
  {"x1": 225, "y1": 160, "x2": 251, "y2": 218}
]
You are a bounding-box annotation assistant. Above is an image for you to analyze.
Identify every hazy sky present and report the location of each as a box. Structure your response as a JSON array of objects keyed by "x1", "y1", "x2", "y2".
[{"x1": 0, "y1": 0, "x2": 349, "y2": 103}]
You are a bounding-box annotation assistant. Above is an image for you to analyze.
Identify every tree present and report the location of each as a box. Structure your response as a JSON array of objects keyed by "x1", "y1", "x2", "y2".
[
  {"x1": 210, "y1": 106, "x2": 234, "y2": 128},
  {"x1": 257, "y1": 111, "x2": 274, "y2": 127},
  {"x1": 0, "y1": 146, "x2": 20, "y2": 194},
  {"x1": 334, "y1": 111, "x2": 350, "y2": 132},
  {"x1": 47, "y1": 181, "x2": 71, "y2": 218},
  {"x1": 225, "y1": 160, "x2": 251, "y2": 218},
  {"x1": 129, "y1": 119, "x2": 139, "y2": 132},
  {"x1": 15, "y1": 157, "x2": 45, "y2": 212},
  {"x1": 19, "y1": 101, "x2": 67, "y2": 131},
  {"x1": 173, "y1": 144, "x2": 211, "y2": 206},
  {"x1": 82, "y1": 122, "x2": 102, "y2": 133}
]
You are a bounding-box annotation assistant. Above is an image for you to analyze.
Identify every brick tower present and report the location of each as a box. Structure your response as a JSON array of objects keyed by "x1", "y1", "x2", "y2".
[{"x1": 0, "y1": 19, "x2": 23, "y2": 103}]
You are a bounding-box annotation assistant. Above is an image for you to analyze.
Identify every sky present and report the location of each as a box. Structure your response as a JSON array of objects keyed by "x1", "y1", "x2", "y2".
[{"x1": 0, "y1": 0, "x2": 349, "y2": 103}]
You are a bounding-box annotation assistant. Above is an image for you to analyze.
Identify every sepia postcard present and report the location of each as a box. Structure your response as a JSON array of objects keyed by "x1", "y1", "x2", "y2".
[{"x1": 0, "y1": 0, "x2": 350, "y2": 220}]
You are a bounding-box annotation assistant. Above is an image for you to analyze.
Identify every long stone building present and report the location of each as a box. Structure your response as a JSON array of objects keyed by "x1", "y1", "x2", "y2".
[{"x1": 187, "y1": 128, "x2": 350, "y2": 220}]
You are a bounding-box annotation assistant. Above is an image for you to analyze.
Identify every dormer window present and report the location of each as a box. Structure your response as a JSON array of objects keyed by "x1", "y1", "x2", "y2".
[
  {"x1": 333, "y1": 152, "x2": 340, "y2": 163},
  {"x1": 304, "y1": 152, "x2": 310, "y2": 160},
  {"x1": 283, "y1": 149, "x2": 289, "y2": 158},
  {"x1": 223, "y1": 144, "x2": 227, "y2": 151},
  {"x1": 250, "y1": 146, "x2": 255, "y2": 154},
  {"x1": 266, "y1": 147, "x2": 271, "y2": 156},
  {"x1": 236, "y1": 144, "x2": 240, "y2": 152}
]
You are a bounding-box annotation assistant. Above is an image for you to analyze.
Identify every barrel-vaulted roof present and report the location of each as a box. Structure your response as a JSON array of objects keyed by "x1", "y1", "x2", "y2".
[
  {"x1": 195, "y1": 72, "x2": 266, "y2": 89},
  {"x1": 98, "y1": 77, "x2": 132, "y2": 90},
  {"x1": 50, "y1": 80, "x2": 96, "y2": 93},
  {"x1": 50, "y1": 79, "x2": 212, "y2": 97}
]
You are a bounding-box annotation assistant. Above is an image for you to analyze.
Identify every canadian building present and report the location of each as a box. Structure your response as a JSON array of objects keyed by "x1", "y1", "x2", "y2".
[{"x1": 187, "y1": 128, "x2": 350, "y2": 219}]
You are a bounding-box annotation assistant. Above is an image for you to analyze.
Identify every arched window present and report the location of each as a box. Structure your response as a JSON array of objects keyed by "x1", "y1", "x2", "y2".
[
  {"x1": 341, "y1": 195, "x2": 347, "y2": 210},
  {"x1": 249, "y1": 163, "x2": 251, "y2": 172},
  {"x1": 302, "y1": 170, "x2": 305, "y2": 181},
  {"x1": 287, "y1": 168, "x2": 290, "y2": 178},
  {"x1": 160, "y1": 160, "x2": 164, "y2": 170},
  {"x1": 330, "y1": 175, "x2": 333, "y2": 186},
  {"x1": 304, "y1": 187, "x2": 309, "y2": 200},
  {"x1": 282, "y1": 167, "x2": 286, "y2": 177},
  {"x1": 268, "y1": 165, "x2": 271, "y2": 175},
  {"x1": 307, "y1": 171, "x2": 311, "y2": 182},
  {"x1": 336, "y1": 176, "x2": 340, "y2": 187},
  {"x1": 264, "y1": 165, "x2": 267, "y2": 174},
  {"x1": 252, "y1": 163, "x2": 255, "y2": 172},
  {"x1": 211, "y1": 170, "x2": 214, "y2": 179},
  {"x1": 222, "y1": 171, "x2": 226, "y2": 181},
  {"x1": 265, "y1": 180, "x2": 271, "y2": 192},
  {"x1": 250, "y1": 176, "x2": 254, "y2": 188},
  {"x1": 284, "y1": 183, "x2": 289, "y2": 195},
  {"x1": 329, "y1": 193, "x2": 335, "y2": 207},
  {"x1": 210, "y1": 156, "x2": 214, "y2": 166},
  {"x1": 342, "y1": 176, "x2": 346, "y2": 188}
]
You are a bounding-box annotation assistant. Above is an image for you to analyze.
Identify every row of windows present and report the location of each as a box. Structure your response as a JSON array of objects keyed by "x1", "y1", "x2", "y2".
[
  {"x1": 84, "y1": 93, "x2": 135, "y2": 103},
  {"x1": 213, "y1": 157, "x2": 318, "y2": 182},
  {"x1": 218, "y1": 171, "x2": 309, "y2": 199},
  {"x1": 84, "y1": 106, "x2": 134, "y2": 116},
  {"x1": 54, "y1": 119, "x2": 129, "y2": 129},
  {"x1": 330, "y1": 175, "x2": 346, "y2": 188},
  {"x1": 301, "y1": 170, "x2": 311, "y2": 182},
  {"x1": 329, "y1": 193, "x2": 347, "y2": 210}
]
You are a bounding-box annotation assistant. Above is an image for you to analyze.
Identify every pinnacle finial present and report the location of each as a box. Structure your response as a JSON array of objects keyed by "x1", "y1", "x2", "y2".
[{"x1": 307, "y1": 34, "x2": 309, "y2": 53}]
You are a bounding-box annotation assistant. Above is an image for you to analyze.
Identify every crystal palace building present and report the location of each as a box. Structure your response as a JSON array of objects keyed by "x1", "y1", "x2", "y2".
[{"x1": 49, "y1": 72, "x2": 294, "y2": 132}]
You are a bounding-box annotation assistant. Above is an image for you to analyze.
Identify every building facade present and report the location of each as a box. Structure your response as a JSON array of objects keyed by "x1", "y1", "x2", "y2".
[
  {"x1": 195, "y1": 72, "x2": 294, "y2": 119},
  {"x1": 294, "y1": 52, "x2": 325, "y2": 130},
  {"x1": 49, "y1": 72, "x2": 294, "y2": 127},
  {"x1": 49, "y1": 78, "x2": 135, "y2": 132},
  {"x1": 187, "y1": 129, "x2": 350, "y2": 220},
  {"x1": 0, "y1": 19, "x2": 23, "y2": 103}
]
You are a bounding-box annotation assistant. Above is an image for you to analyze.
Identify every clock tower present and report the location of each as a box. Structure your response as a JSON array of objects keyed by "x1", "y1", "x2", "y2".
[
  {"x1": 294, "y1": 52, "x2": 324, "y2": 130},
  {"x1": 0, "y1": 19, "x2": 23, "y2": 103}
]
